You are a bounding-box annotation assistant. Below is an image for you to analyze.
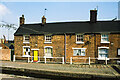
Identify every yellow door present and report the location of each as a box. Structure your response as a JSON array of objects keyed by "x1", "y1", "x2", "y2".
[{"x1": 34, "y1": 50, "x2": 38, "y2": 62}]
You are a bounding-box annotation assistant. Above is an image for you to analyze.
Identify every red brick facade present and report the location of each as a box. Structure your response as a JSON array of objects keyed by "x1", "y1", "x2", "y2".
[
  {"x1": 0, "y1": 49, "x2": 11, "y2": 61},
  {"x1": 14, "y1": 33, "x2": 120, "y2": 63}
]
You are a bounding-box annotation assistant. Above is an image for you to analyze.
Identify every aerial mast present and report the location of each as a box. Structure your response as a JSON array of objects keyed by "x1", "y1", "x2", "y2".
[{"x1": 44, "y1": 8, "x2": 47, "y2": 17}]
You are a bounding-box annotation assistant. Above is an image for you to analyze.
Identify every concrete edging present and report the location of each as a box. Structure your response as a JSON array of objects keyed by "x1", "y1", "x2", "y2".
[{"x1": 1, "y1": 66, "x2": 120, "y2": 79}]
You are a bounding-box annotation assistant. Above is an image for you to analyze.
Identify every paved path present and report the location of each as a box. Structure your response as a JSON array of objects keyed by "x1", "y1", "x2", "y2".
[
  {"x1": 1, "y1": 61, "x2": 120, "y2": 78},
  {"x1": 0, "y1": 73, "x2": 49, "y2": 80}
]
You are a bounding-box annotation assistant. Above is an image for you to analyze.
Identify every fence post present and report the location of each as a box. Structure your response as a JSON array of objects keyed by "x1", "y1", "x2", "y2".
[
  {"x1": 38, "y1": 56, "x2": 40, "y2": 62},
  {"x1": 31, "y1": 56, "x2": 33, "y2": 62},
  {"x1": 44, "y1": 56, "x2": 46, "y2": 64},
  {"x1": 105, "y1": 57, "x2": 107, "y2": 65},
  {"x1": 13, "y1": 55, "x2": 15, "y2": 62},
  {"x1": 28, "y1": 57, "x2": 29, "y2": 63},
  {"x1": 89, "y1": 57, "x2": 90, "y2": 65},
  {"x1": 70, "y1": 57, "x2": 72, "y2": 64},
  {"x1": 62, "y1": 57, "x2": 64, "y2": 64}
]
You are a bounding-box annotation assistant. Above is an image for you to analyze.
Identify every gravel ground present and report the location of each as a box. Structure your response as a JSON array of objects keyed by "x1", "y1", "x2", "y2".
[{"x1": 1, "y1": 61, "x2": 120, "y2": 76}]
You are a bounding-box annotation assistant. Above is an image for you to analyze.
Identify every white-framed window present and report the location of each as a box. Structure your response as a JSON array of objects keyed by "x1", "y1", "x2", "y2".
[
  {"x1": 76, "y1": 34, "x2": 84, "y2": 44},
  {"x1": 0, "y1": 39, "x2": 1, "y2": 43},
  {"x1": 44, "y1": 35, "x2": 52, "y2": 43},
  {"x1": 23, "y1": 35, "x2": 30, "y2": 43},
  {"x1": 44, "y1": 46, "x2": 53, "y2": 57},
  {"x1": 0, "y1": 47, "x2": 2, "y2": 49},
  {"x1": 98, "y1": 47, "x2": 109, "y2": 59},
  {"x1": 72, "y1": 48, "x2": 86, "y2": 56},
  {"x1": 23, "y1": 46, "x2": 30, "y2": 57},
  {"x1": 101, "y1": 34, "x2": 109, "y2": 43},
  {"x1": 118, "y1": 48, "x2": 120, "y2": 56}
]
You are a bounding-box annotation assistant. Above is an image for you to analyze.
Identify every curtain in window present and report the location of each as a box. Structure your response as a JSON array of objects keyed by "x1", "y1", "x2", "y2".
[
  {"x1": 101, "y1": 34, "x2": 109, "y2": 42},
  {"x1": 73, "y1": 49, "x2": 85, "y2": 56},
  {"x1": 99, "y1": 49, "x2": 108, "y2": 58},
  {"x1": 23, "y1": 47, "x2": 30, "y2": 56},
  {"x1": 45, "y1": 47, "x2": 53, "y2": 57}
]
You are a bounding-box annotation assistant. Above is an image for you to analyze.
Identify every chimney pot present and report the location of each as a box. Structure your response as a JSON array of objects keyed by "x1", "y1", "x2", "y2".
[
  {"x1": 42, "y1": 16, "x2": 46, "y2": 25},
  {"x1": 90, "y1": 10, "x2": 97, "y2": 23},
  {"x1": 20, "y1": 14, "x2": 25, "y2": 26}
]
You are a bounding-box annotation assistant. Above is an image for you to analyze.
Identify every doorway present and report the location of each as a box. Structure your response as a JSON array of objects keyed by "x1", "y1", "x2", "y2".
[{"x1": 33, "y1": 50, "x2": 38, "y2": 62}]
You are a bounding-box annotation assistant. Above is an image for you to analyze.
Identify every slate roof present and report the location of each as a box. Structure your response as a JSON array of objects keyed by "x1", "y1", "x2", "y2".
[{"x1": 14, "y1": 20, "x2": 120, "y2": 35}]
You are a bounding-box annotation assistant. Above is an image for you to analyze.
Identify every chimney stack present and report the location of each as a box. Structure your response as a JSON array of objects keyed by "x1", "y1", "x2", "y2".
[
  {"x1": 42, "y1": 16, "x2": 46, "y2": 25},
  {"x1": 20, "y1": 15, "x2": 25, "y2": 26},
  {"x1": 90, "y1": 10, "x2": 97, "y2": 23}
]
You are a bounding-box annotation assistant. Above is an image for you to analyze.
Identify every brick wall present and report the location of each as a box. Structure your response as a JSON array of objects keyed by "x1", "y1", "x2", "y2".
[
  {"x1": 66, "y1": 34, "x2": 95, "y2": 62},
  {"x1": 14, "y1": 33, "x2": 120, "y2": 62},
  {"x1": 14, "y1": 36, "x2": 23, "y2": 56},
  {"x1": 14, "y1": 35, "x2": 65, "y2": 59},
  {"x1": 95, "y1": 34, "x2": 120, "y2": 58},
  {"x1": 0, "y1": 49, "x2": 11, "y2": 61}
]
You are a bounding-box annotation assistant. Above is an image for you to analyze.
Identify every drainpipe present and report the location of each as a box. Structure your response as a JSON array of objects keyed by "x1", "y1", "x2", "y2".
[
  {"x1": 94, "y1": 34, "x2": 97, "y2": 61},
  {"x1": 64, "y1": 33, "x2": 66, "y2": 64}
]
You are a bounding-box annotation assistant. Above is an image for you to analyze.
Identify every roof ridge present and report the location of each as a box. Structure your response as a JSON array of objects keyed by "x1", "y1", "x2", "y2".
[{"x1": 22, "y1": 20, "x2": 120, "y2": 25}]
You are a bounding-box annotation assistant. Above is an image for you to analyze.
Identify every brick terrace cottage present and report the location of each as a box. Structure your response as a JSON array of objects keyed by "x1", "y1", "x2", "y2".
[{"x1": 14, "y1": 10, "x2": 120, "y2": 63}]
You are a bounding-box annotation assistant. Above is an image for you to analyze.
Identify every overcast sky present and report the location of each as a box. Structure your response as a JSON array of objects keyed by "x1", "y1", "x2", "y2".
[{"x1": 0, "y1": 0, "x2": 119, "y2": 40}]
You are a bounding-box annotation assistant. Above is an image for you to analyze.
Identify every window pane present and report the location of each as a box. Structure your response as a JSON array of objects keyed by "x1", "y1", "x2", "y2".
[
  {"x1": 101, "y1": 34, "x2": 109, "y2": 42},
  {"x1": 24, "y1": 35, "x2": 30, "y2": 42},
  {"x1": 73, "y1": 50, "x2": 77, "y2": 56},
  {"x1": 118, "y1": 49, "x2": 120, "y2": 55},
  {"x1": 102, "y1": 38, "x2": 108, "y2": 42},
  {"x1": 45, "y1": 47, "x2": 53, "y2": 57},
  {"x1": 81, "y1": 49, "x2": 85, "y2": 56},
  {"x1": 23, "y1": 47, "x2": 30, "y2": 56},
  {"x1": 73, "y1": 49, "x2": 85, "y2": 56},
  {"x1": 99, "y1": 48, "x2": 108, "y2": 58},
  {"x1": 45, "y1": 48, "x2": 47, "y2": 53},
  {"x1": 77, "y1": 35, "x2": 83, "y2": 42},
  {"x1": 46, "y1": 36, "x2": 51, "y2": 42},
  {"x1": 26, "y1": 48, "x2": 28, "y2": 51}
]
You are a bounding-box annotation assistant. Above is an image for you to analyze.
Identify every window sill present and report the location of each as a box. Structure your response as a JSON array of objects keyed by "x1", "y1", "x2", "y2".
[
  {"x1": 73, "y1": 55, "x2": 85, "y2": 57},
  {"x1": 44, "y1": 42, "x2": 52, "y2": 44},
  {"x1": 100, "y1": 42, "x2": 110, "y2": 43},
  {"x1": 22, "y1": 55, "x2": 31, "y2": 57},
  {"x1": 76, "y1": 42, "x2": 84, "y2": 44},
  {"x1": 44, "y1": 56, "x2": 53, "y2": 58},
  {"x1": 97, "y1": 58, "x2": 110, "y2": 60},
  {"x1": 23, "y1": 42, "x2": 30, "y2": 44}
]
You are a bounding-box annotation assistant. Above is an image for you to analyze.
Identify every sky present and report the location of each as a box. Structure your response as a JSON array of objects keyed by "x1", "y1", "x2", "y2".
[{"x1": 0, "y1": 0, "x2": 120, "y2": 40}]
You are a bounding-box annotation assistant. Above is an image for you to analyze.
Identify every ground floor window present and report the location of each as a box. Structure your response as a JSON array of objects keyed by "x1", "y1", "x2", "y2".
[
  {"x1": 98, "y1": 47, "x2": 109, "y2": 58},
  {"x1": 0, "y1": 47, "x2": 2, "y2": 49},
  {"x1": 118, "y1": 48, "x2": 120, "y2": 56},
  {"x1": 73, "y1": 48, "x2": 86, "y2": 56},
  {"x1": 23, "y1": 46, "x2": 30, "y2": 57},
  {"x1": 44, "y1": 46, "x2": 53, "y2": 57}
]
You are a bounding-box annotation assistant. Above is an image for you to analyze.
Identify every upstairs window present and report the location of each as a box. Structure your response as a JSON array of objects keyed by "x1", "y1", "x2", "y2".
[
  {"x1": 101, "y1": 34, "x2": 109, "y2": 43},
  {"x1": 23, "y1": 35, "x2": 30, "y2": 43},
  {"x1": 76, "y1": 34, "x2": 84, "y2": 44},
  {"x1": 76, "y1": 34, "x2": 84, "y2": 42},
  {"x1": 45, "y1": 35, "x2": 52, "y2": 42}
]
